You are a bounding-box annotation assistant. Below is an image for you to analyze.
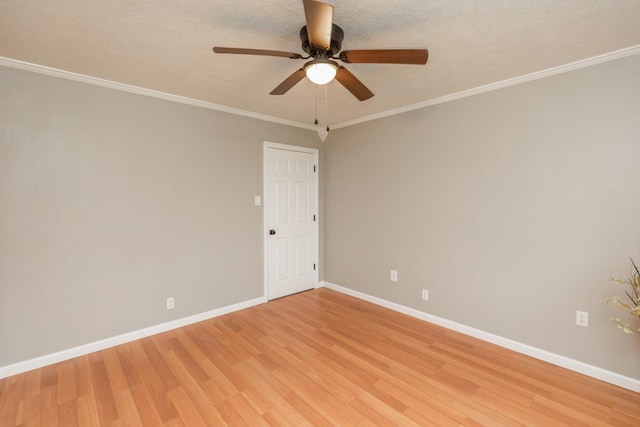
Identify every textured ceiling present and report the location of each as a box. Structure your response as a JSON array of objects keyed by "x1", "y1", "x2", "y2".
[{"x1": 1, "y1": 0, "x2": 639, "y2": 129}]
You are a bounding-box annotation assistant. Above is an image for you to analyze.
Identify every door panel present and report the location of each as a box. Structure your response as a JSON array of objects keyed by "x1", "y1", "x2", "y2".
[
  {"x1": 265, "y1": 144, "x2": 318, "y2": 300},
  {"x1": 295, "y1": 236, "x2": 309, "y2": 276}
]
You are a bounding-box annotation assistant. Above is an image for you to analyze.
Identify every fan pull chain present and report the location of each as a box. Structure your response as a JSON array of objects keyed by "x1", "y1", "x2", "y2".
[
  {"x1": 325, "y1": 85, "x2": 330, "y2": 132},
  {"x1": 314, "y1": 85, "x2": 319, "y2": 125}
]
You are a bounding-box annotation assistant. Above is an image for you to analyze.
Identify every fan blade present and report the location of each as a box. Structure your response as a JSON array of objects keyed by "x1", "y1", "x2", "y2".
[
  {"x1": 335, "y1": 66, "x2": 374, "y2": 101},
  {"x1": 303, "y1": 0, "x2": 333, "y2": 50},
  {"x1": 270, "y1": 68, "x2": 307, "y2": 95},
  {"x1": 213, "y1": 47, "x2": 302, "y2": 59},
  {"x1": 340, "y1": 49, "x2": 429, "y2": 64}
]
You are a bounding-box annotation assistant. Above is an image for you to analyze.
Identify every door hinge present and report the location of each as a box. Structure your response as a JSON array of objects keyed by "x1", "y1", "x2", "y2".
[
  {"x1": 313, "y1": 165, "x2": 316, "y2": 172},
  {"x1": 313, "y1": 263, "x2": 316, "y2": 271},
  {"x1": 313, "y1": 214, "x2": 316, "y2": 222}
]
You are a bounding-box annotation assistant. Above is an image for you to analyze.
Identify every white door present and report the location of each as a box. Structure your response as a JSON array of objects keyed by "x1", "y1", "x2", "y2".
[{"x1": 264, "y1": 142, "x2": 318, "y2": 300}]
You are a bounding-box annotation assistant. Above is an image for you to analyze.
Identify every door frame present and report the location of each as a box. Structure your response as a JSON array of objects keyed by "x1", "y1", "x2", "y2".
[{"x1": 263, "y1": 141, "x2": 319, "y2": 300}]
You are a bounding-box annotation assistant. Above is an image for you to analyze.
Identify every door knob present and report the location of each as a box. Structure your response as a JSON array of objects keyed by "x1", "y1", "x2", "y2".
[{"x1": 269, "y1": 229, "x2": 276, "y2": 235}]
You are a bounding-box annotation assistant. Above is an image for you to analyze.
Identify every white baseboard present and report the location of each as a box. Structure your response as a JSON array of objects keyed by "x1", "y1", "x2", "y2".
[
  {"x1": 4, "y1": 284, "x2": 638, "y2": 393},
  {"x1": 319, "y1": 281, "x2": 640, "y2": 393},
  {"x1": 0, "y1": 296, "x2": 266, "y2": 380}
]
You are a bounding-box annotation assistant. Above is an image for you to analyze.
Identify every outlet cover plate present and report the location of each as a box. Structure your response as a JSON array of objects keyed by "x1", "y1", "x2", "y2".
[{"x1": 576, "y1": 310, "x2": 588, "y2": 327}]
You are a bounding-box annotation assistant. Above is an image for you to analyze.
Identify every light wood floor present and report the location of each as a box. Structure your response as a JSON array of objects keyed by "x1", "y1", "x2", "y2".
[{"x1": 1, "y1": 288, "x2": 639, "y2": 426}]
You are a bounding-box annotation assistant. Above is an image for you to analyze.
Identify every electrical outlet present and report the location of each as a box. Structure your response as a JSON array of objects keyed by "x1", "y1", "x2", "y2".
[
  {"x1": 576, "y1": 310, "x2": 588, "y2": 327},
  {"x1": 167, "y1": 297, "x2": 175, "y2": 310},
  {"x1": 421, "y1": 289, "x2": 429, "y2": 301},
  {"x1": 390, "y1": 269, "x2": 398, "y2": 282}
]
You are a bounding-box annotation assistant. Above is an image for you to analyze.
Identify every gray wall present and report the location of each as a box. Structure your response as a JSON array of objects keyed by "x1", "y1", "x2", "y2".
[
  {"x1": 324, "y1": 55, "x2": 640, "y2": 379},
  {"x1": 0, "y1": 66, "x2": 319, "y2": 367},
  {"x1": 3, "y1": 54, "x2": 640, "y2": 381}
]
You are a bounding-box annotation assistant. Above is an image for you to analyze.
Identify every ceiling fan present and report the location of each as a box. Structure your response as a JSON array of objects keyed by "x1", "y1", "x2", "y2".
[{"x1": 213, "y1": 0, "x2": 428, "y2": 101}]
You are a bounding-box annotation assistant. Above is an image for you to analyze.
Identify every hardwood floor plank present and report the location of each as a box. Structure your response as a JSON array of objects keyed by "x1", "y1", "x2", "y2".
[
  {"x1": 262, "y1": 404, "x2": 315, "y2": 427},
  {"x1": 239, "y1": 387, "x2": 269, "y2": 415},
  {"x1": 76, "y1": 393, "x2": 101, "y2": 426},
  {"x1": 89, "y1": 358, "x2": 120, "y2": 423},
  {"x1": 349, "y1": 394, "x2": 418, "y2": 427},
  {"x1": 279, "y1": 391, "x2": 335, "y2": 426},
  {"x1": 102, "y1": 347, "x2": 131, "y2": 395},
  {"x1": 38, "y1": 382, "x2": 59, "y2": 426},
  {"x1": 428, "y1": 340, "x2": 555, "y2": 397},
  {"x1": 57, "y1": 398, "x2": 78, "y2": 426},
  {"x1": 167, "y1": 386, "x2": 209, "y2": 427},
  {"x1": 281, "y1": 345, "x2": 359, "y2": 404},
  {"x1": 134, "y1": 361, "x2": 178, "y2": 422},
  {"x1": 375, "y1": 379, "x2": 467, "y2": 425},
  {"x1": 140, "y1": 337, "x2": 179, "y2": 390},
  {"x1": 609, "y1": 408, "x2": 640, "y2": 427},
  {"x1": 14, "y1": 394, "x2": 34, "y2": 426},
  {"x1": 234, "y1": 358, "x2": 323, "y2": 424},
  {"x1": 442, "y1": 361, "x2": 536, "y2": 408},
  {"x1": 226, "y1": 392, "x2": 272, "y2": 427},
  {"x1": 216, "y1": 320, "x2": 263, "y2": 357},
  {"x1": 357, "y1": 391, "x2": 425, "y2": 426},
  {"x1": 509, "y1": 353, "x2": 619, "y2": 405},
  {"x1": 258, "y1": 335, "x2": 306, "y2": 368},
  {"x1": 128, "y1": 384, "x2": 164, "y2": 426},
  {"x1": 165, "y1": 337, "x2": 210, "y2": 384},
  {"x1": 40, "y1": 363, "x2": 58, "y2": 390},
  {"x1": 0, "y1": 399, "x2": 18, "y2": 427},
  {"x1": 270, "y1": 364, "x2": 376, "y2": 426},
  {"x1": 72, "y1": 355, "x2": 93, "y2": 400},
  {"x1": 1, "y1": 288, "x2": 639, "y2": 426},
  {"x1": 161, "y1": 350, "x2": 227, "y2": 424},
  {"x1": 611, "y1": 398, "x2": 640, "y2": 420},
  {"x1": 469, "y1": 387, "x2": 533, "y2": 425},
  {"x1": 113, "y1": 389, "x2": 144, "y2": 427},
  {"x1": 175, "y1": 334, "x2": 239, "y2": 399},
  {"x1": 22, "y1": 368, "x2": 42, "y2": 400},
  {"x1": 56, "y1": 360, "x2": 77, "y2": 405},
  {"x1": 545, "y1": 388, "x2": 612, "y2": 422},
  {"x1": 204, "y1": 322, "x2": 255, "y2": 363},
  {"x1": 0, "y1": 375, "x2": 24, "y2": 426},
  {"x1": 531, "y1": 394, "x2": 613, "y2": 427},
  {"x1": 365, "y1": 380, "x2": 409, "y2": 413},
  {"x1": 214, "y1": 397, "x2": 250, "y2": 426}
]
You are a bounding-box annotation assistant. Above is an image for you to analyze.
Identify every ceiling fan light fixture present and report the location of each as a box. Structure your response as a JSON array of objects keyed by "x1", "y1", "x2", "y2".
[
  {"x1": 305, "y1": 60, "x2": 338, "y2": 85},
  {"x1": 213, "y1": 0, "x2": 428, "y2": 100}
]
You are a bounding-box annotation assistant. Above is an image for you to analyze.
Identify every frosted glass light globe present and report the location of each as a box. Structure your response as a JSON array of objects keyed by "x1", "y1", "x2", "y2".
[{"x1": 305, "y1": 62, "x2": 337, "y2": 85}]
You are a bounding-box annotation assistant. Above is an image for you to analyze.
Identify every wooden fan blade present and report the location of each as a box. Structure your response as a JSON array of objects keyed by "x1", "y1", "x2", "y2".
[
  {"x1": 213, "y1": 47, "x2": 302, "y2": 59},
  {"x1": 270, "y1": 68, "x2": 307, "y2": 95},
  {"x1": 335, "y1": 66, "x2": 374, "y2": 101},
  {"x1": 303, "y1": 0, "x2": 333, "y2": 50},
  {"x1": 339, "y1": 49, "x2": 429, "y2": 64}
]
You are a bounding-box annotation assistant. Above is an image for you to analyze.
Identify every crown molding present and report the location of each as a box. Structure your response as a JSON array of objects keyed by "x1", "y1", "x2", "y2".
[
  {"x1": 331, "y1": 44, "x2": 640, "y2": 129},
  {"x1": 0, "y1": 56, "x2": 316, "y2": 131},
  {"x1": 3, "y1": 44, "x2": 639, "y2": 132}
]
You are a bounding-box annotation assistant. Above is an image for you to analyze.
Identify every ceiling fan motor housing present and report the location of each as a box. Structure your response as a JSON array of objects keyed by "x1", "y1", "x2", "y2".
[{"x1": 300, "y1": 24, "x2": 344, "y2": 57}]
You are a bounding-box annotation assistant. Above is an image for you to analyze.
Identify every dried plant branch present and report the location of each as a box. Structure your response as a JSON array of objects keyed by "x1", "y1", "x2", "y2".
[{"x1": 605, "y1": 258, "x2": 640, "y2": 334}]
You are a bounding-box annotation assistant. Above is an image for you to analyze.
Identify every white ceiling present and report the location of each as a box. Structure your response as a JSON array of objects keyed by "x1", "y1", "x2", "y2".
[{"x1": 1, "y1": 0, "x2": 639, "y2": 129}]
